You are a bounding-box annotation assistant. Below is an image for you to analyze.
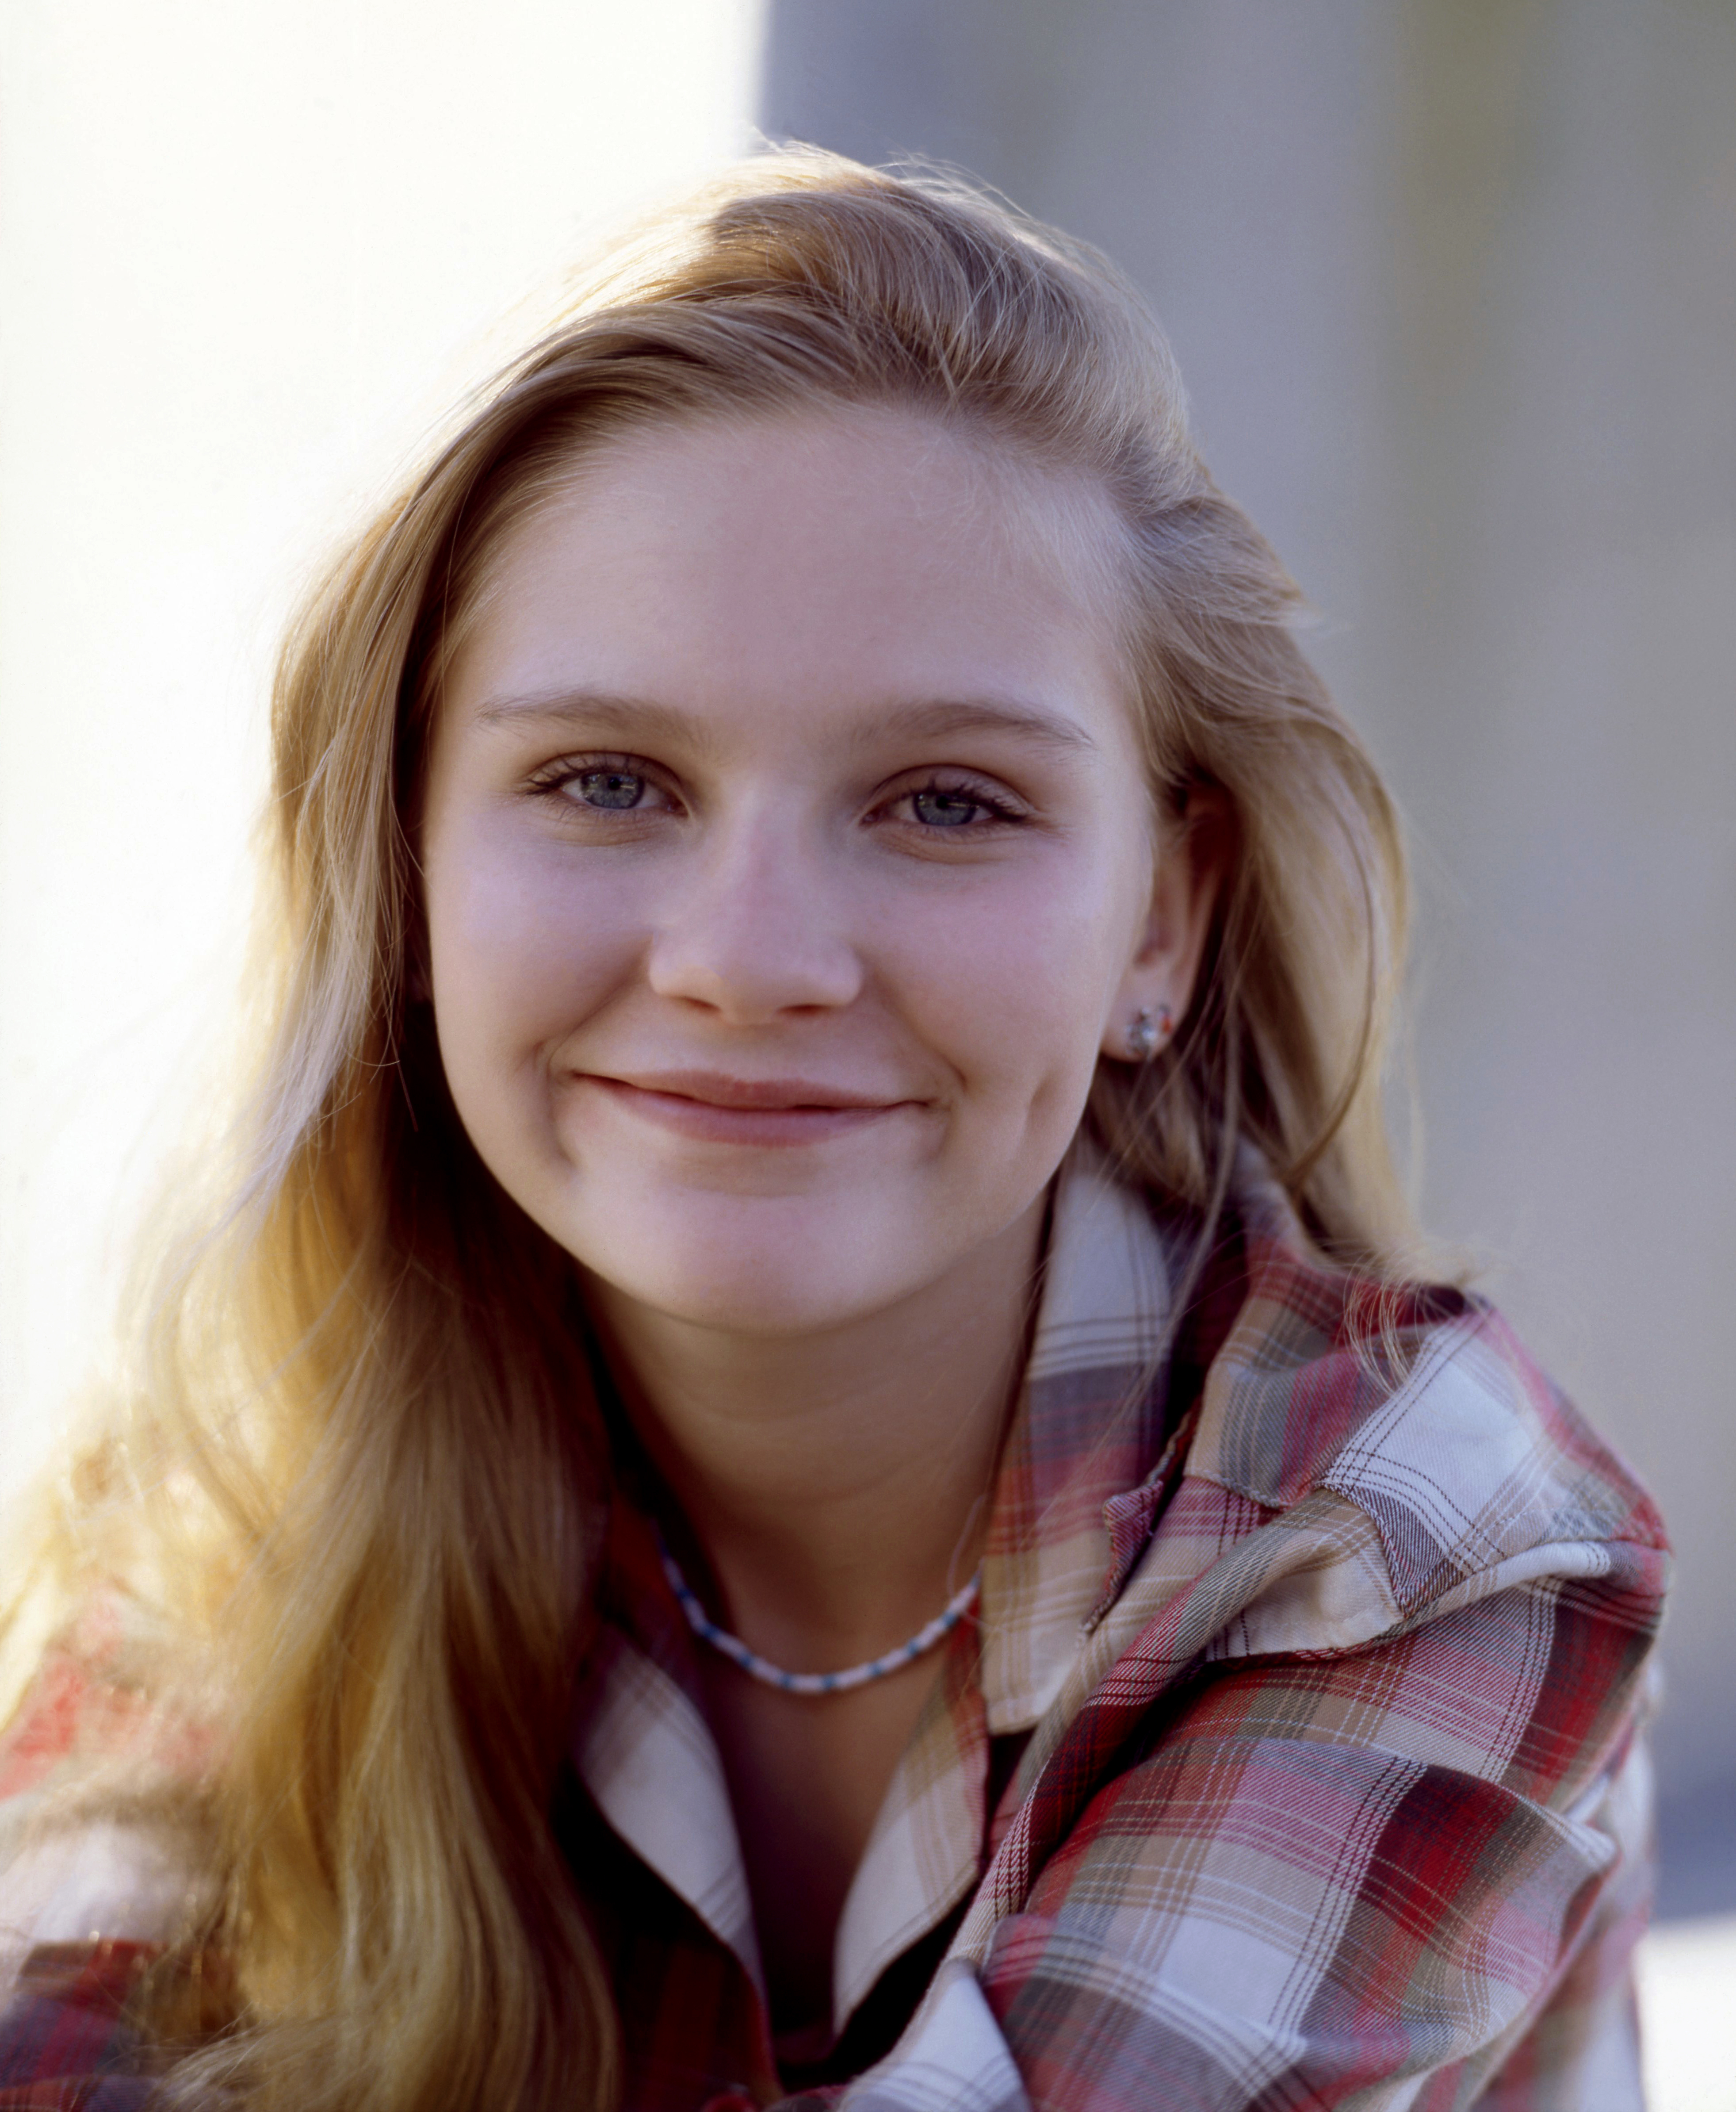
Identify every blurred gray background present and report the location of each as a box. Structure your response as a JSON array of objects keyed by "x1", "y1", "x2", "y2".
[{"x1": 761, "y1": 0, "x2": 1736, "y2": 1917}]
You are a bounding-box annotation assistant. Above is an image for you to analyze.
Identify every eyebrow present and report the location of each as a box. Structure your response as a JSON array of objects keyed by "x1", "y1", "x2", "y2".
[
  {"x1": 473, "y1": 687, "x2": 1098, "y2": 758},
  {"x1": 860, "y1": 698, "x2": 1097, "y2": 756},
  {"x1": 475, "y1": 690, "x2": 709, "y2": 748}
]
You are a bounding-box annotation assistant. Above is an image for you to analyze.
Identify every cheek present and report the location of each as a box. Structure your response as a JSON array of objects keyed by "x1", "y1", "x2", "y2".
[
  {"x1": 873, "y1": 849, "x2": 1141, "y2": 1102},
  {"x1": 424, "y1": 821, "x2": 639, "y2": 1117}
]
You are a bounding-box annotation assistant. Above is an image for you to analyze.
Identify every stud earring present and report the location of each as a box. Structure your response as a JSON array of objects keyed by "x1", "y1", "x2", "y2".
[{"x1": 1125, "y1": 1002, "x2": 1173, "y2": 1061}]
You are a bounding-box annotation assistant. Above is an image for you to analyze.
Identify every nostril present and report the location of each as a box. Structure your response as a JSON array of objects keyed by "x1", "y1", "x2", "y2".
[{"x1": 645, "y1": 915, "x2": 863, "y2": 1021}]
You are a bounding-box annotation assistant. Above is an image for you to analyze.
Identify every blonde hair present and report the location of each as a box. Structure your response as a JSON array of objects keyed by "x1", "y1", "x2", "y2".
[{"x1": 2, "y1": 150, "x2": 1414, "y2": 2110}]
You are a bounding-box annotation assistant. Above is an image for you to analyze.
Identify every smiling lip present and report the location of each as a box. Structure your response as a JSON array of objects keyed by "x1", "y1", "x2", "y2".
[{"x1": 580, "y1": 1070, "x2": 916, "y2": 1146}]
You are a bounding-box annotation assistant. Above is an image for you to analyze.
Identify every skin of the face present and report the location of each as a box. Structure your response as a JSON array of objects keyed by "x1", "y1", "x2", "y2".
[{"x1": 421, "y1": 402, "x2": 1212, "y2": 1342}]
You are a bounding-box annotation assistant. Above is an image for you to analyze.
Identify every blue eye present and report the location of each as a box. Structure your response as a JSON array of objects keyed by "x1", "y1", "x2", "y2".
[
  {"x1": 910, "y1": 788, "x2": 984, "y2": 828},
  {"x1": 572, "y1": 768, "x2": 647, "y2": 810}
]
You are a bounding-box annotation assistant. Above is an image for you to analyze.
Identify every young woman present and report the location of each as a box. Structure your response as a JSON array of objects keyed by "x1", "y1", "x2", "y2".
[{"x1": 0, "y1": 152, "x2": 1666, "y2": 2112}]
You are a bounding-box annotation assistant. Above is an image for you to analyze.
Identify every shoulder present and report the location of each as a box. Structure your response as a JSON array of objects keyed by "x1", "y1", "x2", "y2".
[
  {"x1": 1179, "y1": 1204, "x2": 1669, "y2": 1635},
  {"x1": 1, "y1": 1589, "x2": 215, "y2": 2005}
]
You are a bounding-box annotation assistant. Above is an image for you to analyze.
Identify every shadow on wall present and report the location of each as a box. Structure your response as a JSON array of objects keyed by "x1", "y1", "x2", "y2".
[{"x1": 760, "y1": 0, "x2": 1736, "y2": 1917}]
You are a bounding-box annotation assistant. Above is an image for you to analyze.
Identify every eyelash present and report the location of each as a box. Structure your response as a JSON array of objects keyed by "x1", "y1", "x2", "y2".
[
  {"x1": 527, "y1": 753, "x2": 674, "y2": 811},
  {"x1": 889, "y1": 774, "x2": 1026, "y2": 829},
  {"x1": 524, "y1": 755, "x2": 1029, "y2": 831}
]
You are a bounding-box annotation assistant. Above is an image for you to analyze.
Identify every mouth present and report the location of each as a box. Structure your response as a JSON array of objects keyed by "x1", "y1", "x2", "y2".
[{"x1": 577, "y1": 1069, "x2": 918, "y2": 1146}]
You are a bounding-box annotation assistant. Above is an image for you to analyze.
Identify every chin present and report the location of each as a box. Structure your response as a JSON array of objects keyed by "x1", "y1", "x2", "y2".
[{"x1": 573, "y1": 1193, "x2": 925, "y2": 1336}]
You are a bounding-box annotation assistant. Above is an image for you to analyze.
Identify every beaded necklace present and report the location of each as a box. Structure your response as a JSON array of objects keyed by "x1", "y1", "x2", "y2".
[{"x1": 657, "y1": 1534, "x2": 980, "y2": 1696}]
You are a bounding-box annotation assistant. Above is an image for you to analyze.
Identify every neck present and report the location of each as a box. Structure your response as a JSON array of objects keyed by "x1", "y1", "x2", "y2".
[{"x1": 585, "y1": 1196, "x2": 1046, "y2": 1671}]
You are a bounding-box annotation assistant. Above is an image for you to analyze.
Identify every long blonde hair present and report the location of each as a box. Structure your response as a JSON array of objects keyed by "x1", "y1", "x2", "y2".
[{"x1": 2, "y1": 149, "x2": 1413, "y2": 2110}]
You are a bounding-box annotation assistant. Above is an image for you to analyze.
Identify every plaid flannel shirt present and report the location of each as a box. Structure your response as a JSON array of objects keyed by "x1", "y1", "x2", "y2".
[{"x1": 0, "y1": 1146, "x2": 1670, "y2": 2110}]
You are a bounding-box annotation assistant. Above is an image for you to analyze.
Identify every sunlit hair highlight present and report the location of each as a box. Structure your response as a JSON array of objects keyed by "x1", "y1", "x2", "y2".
[{"x1": 1, "y1": 149, "x2": 1417, "y2": 2111}]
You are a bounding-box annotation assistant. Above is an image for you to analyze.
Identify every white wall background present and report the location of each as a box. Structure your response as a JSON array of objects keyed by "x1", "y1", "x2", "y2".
[{"x1": 0, "y1": 0, "x2": 766, "y2": 1490}]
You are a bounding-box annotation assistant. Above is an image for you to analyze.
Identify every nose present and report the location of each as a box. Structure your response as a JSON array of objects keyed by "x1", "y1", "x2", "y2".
[{"x1": 646, "y1": 806, "x2": 864, "y2": 1024}]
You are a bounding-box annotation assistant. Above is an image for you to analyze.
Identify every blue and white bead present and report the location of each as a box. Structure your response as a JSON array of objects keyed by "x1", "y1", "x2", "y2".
[{"x1": 659, "y1": 1536, "x2": 981, "y2": 1696}]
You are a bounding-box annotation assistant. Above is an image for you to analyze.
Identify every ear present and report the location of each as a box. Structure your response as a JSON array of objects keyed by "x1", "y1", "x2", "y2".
[{"x1": 1101, "y1": 782, "x2": 1232, "y2": 1063}]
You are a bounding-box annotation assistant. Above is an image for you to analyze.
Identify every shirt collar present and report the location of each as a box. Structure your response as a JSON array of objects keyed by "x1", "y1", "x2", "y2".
[{"x1": 976, "y1": 1139, "x2": 1183, "y2": 1733}]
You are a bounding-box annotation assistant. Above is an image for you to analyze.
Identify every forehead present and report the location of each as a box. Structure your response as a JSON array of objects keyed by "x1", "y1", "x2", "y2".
[{"x1": 442, "y1": 403, "x2": 1139, "y2": 760}]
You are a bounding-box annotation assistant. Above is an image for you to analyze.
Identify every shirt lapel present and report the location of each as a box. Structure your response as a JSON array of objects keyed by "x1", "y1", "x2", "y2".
[
  {"x1": 978, "y1": 1145, "x2": 1181, "y2": 1732},
  {"x1": 572, "y1": 1503, "x2": 765, "y2": 1992}
]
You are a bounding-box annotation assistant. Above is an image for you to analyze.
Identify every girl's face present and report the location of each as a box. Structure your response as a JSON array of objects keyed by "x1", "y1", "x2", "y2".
[{"x1": 422, "y1": 405, "x2": 1213, "y2": 1335}]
